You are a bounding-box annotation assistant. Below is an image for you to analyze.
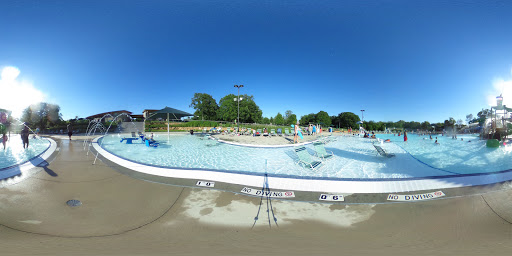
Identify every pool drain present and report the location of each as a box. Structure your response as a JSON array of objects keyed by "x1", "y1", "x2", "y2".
[{"x1": 66, "y1": 199, "x2": 82, "y2": 207}]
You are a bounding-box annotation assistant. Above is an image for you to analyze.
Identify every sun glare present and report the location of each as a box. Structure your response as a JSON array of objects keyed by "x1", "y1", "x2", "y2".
[
  {"x1": 0, "y1": 66, "x2": 20, "y2": 81},
  {"x1": 489, "y1": 69, "x2": 512, "y2": 107},
  {"x1": 0, "y1": 66, "x2": 45, "y2": 118}
]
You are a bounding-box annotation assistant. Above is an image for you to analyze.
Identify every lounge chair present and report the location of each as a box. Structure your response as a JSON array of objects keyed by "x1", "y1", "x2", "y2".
[
  {"x1": 294, "y1": 146, "x2": 322, "y2": 170},
  {"x1": 373, "y1": 143, "x2": 395, "y2": 158},
  {"x1": 263, "y1": 129, "x2": 269, "y2": 137},
  {"x1": 318, "y1": 135, "x2": 337, "y2": 144},
  {"x1": 277, "y1": 128, "x2": 282, "y2": 136},
  {"x1": 270, "y1": 129, "x2": 276, "y2": 136},
  {"x1": 256, "y1": 129, "x2": 262, "y2": 136},
  {"x1": 313, "y1": 142, "x2": 334, "y2": 160},
  {"x1": 245, "y1": 128, "x2": 252, "y2": 135},
  {"x1": 284, "y1": 128, "x2": 291, "y2": 136}
]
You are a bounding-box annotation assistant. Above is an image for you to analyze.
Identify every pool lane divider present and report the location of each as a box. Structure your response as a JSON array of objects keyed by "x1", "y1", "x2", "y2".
[{"x1": 387, "y1": 191, "x2": 445, "y2": 202}]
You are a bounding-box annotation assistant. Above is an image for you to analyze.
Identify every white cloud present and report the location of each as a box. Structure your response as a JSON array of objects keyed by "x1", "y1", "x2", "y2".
[{"x1": 0, "y1": 66, "x2": 46, "y2": 117}]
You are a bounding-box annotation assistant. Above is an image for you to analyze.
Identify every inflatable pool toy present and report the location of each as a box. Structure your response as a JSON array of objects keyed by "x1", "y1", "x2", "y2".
[
  {"x1": 120, "y1": 137, "x2": 138, "y2": 144},
  {"x1": 486, "y1": 139, "x2": 499, "y2": 148},
  {"x1": 291, "y1": 125, "x2": 303, "y2": 139},
  {"x1": 145, "y1": 139, "x2": 159, "y2": 148}
]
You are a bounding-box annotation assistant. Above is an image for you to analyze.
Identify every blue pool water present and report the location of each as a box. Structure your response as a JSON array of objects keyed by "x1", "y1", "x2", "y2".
[
  {"x1": 376, "y1": 133, "x2": 508, "y2": 175},
  {"x1": 99, "y1": 133, "x2": 512, "y2": 179},
  {"x1": 0, "y1": 136, "x2": 51, "y2": 169}
]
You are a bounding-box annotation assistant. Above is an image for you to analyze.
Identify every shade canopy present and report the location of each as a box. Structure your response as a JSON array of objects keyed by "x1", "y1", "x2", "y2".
[
  {"x1": 144, "y1": 107, "x2": 194, "y2": 140},
  {"x1": 146, "y1": 107, "x2": 194, "y2": 120}
]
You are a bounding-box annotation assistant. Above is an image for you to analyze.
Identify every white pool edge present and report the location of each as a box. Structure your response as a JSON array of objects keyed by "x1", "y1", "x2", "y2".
[
  {"x1": 92, "y1": 136, "x2": 512, "y2": 193},
  {"x1": 0, "y1": 138, "x2": 57, "y2": 180}
]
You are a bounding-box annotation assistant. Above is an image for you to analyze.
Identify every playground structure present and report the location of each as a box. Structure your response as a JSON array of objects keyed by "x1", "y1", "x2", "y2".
[{"x1": 482, "y1": 95, "x2": 511, "y2": 147}]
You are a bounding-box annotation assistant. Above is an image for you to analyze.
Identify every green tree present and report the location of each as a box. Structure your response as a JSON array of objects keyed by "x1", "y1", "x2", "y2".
[
  {"x1": 189, "y1": 93, "x2": 218, "y2": 120},
  {"x1": 404, "y1": 121, "x2": 421, "y2": 130},
  {"x1": 300, "y1": 113, "x2": 316, "y2": 124},
  {"x1": 286, "y1": 114, "x2": 297, "y2": 125},
  {"x1": 466, "y1": 114, "x2": 474, "y2": 124},
  {"x1": 444, "y1": 117, "x2": 456, "y2": 129},
  {"x1": 395, "y1": 120, "x2": 405, "y2": 128},
  {"x1": 420, "y1": 121, "x2": 431, "y2": 131},
  {"x1": 262, "y1": 117, "x2": 270, "y2": 124},
  {"x1": 217, "y1": 94, "x2": 262, "y2": 123},
  {"x1": 21, "y1": 102, "x2": 61, "y2": 129},
  {"x1": 316, "y1": 111, "x2": 331, "y2": 127},
  {"x1": 284, "y1": 110, "x2": 293, "y2": 120},
  {"x1": 477, "y1": 109, "x2": 490, "y2": 125},
  {"x1": 269, "y1": 117, "x2": 274, "y2": 124},
  {"x1": 433, "y1": 122, "x2": 443, "y2": 132},
  {"x1": 274, "y1": 113, "x2": 285, "y2": 125},
  {"x1": 336, "y1": 112, "x2": 360, "y2": 129}
]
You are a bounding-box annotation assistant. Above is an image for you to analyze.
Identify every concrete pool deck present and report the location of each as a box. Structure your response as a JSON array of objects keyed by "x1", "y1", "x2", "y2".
[{"x1": 1, "y1": 135, "x2": 512, "y2": 255}]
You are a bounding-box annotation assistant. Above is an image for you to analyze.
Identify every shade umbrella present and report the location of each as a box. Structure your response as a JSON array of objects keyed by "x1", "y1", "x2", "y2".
[{"x1": 145, "y1": 107, "x2": 194, "y2": 139}]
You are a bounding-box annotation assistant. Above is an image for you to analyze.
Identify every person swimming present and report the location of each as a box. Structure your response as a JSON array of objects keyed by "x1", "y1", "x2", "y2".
[{"x1": 435, "y1": 140, "x2": 440, "y2": 145}]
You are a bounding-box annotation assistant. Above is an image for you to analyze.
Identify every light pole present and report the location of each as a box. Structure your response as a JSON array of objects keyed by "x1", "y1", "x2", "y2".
[
  {"x1": 234, "y1": 84, "x2": 244, "y2": 133},
  {"x1": 360, "y1": 109, "x2": 365, "y2": 130}
]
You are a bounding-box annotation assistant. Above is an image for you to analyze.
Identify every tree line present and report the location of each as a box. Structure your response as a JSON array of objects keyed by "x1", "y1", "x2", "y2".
[
  {"x1": 7, "y1": 95, "x2": 493, "y2": 133},
  {"x1": 190, "y1": 93, "x2": 495, "y2": 131}
]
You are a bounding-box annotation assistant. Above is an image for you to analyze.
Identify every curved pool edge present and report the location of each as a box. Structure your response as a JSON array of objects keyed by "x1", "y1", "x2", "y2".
[
  {"x1": 0, "y1": 137, "x2": 57, "y2": 180},
  {"x1": 92, "y1": 136, "x2": 512, "y2": 194}
]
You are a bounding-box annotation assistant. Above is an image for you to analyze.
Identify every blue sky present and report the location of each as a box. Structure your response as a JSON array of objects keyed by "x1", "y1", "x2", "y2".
[{"x1": 1, "y1": 0, "x2": 512, "y2": 123}]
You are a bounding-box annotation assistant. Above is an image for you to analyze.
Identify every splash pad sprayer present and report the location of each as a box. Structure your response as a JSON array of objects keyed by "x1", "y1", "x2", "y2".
[{"x1": 92, "y1": 113, "x2": 139, "y2": 164}]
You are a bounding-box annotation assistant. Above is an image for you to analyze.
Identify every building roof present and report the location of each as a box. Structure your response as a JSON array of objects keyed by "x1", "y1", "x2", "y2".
[{"x1": 86, "y1": 110, "x2": 132, "y2": 119}]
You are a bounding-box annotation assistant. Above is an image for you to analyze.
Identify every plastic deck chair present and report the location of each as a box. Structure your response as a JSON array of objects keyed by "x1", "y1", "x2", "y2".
[
  {"x1": 294, "y1": 146, "x2": 322, "y2": 170},
  {"x1": 313, "y1": 142, "x2": 334, "y2": 160},
  {"x1": 373, "y1": 143, "x2": 395, "y2": 158}
]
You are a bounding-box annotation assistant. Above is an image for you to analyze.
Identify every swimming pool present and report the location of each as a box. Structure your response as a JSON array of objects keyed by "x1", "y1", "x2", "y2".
[
  {"x1": 98, "y1": 133, "x2": 510, "y2": 180},
  {"x1": 0, "y1": 136, "x2": 52, "y2": 170}
]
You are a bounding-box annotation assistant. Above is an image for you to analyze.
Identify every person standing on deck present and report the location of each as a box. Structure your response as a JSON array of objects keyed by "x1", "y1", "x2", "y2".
[{"x1": 294, "y1": 121, "x2": 299, "y2": 144}]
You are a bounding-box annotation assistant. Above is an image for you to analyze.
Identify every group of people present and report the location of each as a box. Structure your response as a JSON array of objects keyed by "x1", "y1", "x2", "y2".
[
  {"x1": 1, "y1": 124, "x2": 74, "y2": 150},
  {"x1": 305, "y1": 124, "x2": 321, "y2": 136},
  {"x1": 363, "y1": 131, "x2": 377, "y2": 139}
]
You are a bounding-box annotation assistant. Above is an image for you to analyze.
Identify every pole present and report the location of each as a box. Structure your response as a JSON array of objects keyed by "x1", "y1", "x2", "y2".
[
  {"x1": 167, "y1": 113, "x2": 169, "y2": 141},
  {"x1": 360, "y1": 109, "x2": 365, "y2": 130},
  {"x1": 234, "y1": 84, "x2": 244, "y2": 134},
  {"x1": 237, "y1": 86, "x2": 240, "y2": 133}
]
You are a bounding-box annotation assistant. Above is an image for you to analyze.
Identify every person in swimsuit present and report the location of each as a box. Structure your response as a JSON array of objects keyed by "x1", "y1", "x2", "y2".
[
  {"x1": 67, "y1": 125, "x2": 73, "y2": 140},
  {"x1": 294, "y1": 122, "x2": 299, "y2": 144},
  {"x1": 2, "y1": 133, "x2": 7, "y2": 150},
  {"x1": 21, "y1": 126, "x2": 29, "y2": 148}
]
